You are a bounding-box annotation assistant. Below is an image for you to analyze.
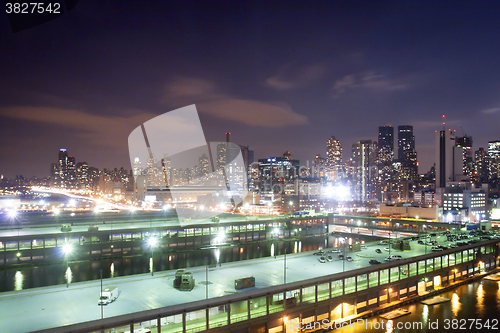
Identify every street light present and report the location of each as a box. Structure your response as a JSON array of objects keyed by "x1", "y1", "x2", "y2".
[
  {"x1": 357, "y1": 221, "x2": 361, "y2": 243},
  {"x1": 423, "y1": 225, "x2": 427, "y2": 254},
  {"x1": 148, "y1": 236, "x2": 158, "y2": 276}
]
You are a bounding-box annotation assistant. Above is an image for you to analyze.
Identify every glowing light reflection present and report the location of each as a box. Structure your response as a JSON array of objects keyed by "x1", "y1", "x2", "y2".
[
  {"x1": 451, "y1": 292, "x2": 461, "y2": 317},
  {"x1": 477, "y1": 284, "x2": 484, "y2": 317},
  {"x1": 14, "y1": 271, "x2": 23, "y2": 291}
]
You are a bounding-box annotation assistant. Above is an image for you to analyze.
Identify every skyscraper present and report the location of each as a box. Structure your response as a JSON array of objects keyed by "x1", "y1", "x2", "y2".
[
  {"x1": 352, "y1": 140, "x2": 378, "y2": 201},
  {"x1": 474, "y1": 147, "x2": 489, "y2": 185},
  {"x1": 435, "y1": 129, "x2": 463, "y2": 188},
  {"x1": 397, "y1": 125, "x2": 415, "y2": 160},
  {"x1": 488, "y1": 140, "x2": 500, "y2": 182},
  {"x1": 378, "y1": 126, "x2": 394, "y2": 162},
  {"x1": 455, "y1": 135, "x2": 473, "y2": 179},
  {"x1": 326, "y1": 136, "x2": 342, "y2": 168},
  {"x1": 378, "y1": 126, "x2": 395, "y2": 198},
  {"x1": 397, "y1": 125, "x2": 418, "y2": 180}
]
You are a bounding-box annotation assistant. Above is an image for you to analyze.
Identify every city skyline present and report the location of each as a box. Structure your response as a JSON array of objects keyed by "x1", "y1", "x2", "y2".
[{"x1": 1, "y1": 1, "x2": 500, "y2": 179}]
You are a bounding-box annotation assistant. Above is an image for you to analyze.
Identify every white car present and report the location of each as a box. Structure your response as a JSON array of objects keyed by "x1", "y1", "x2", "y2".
[
  {"x1": 385, "y1": 255, "x2": 402, "y2": 261},
  {"x1": 378, "y1": 240, "x2": 389, "y2": 245}
]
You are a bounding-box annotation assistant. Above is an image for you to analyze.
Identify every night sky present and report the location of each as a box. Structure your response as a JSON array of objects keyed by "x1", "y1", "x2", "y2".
[{"x1": 1, "y1": 1, "x2": 500, "y2": 178}]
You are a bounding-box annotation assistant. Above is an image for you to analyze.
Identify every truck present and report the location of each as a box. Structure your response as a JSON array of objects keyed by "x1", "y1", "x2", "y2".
[
  {"x1": 179, "y1": 272, "x2": 195, "y2": 291},
  {"x1": 173, "y1": 269, "x2": 186, "y2": 289},
  {"x1": 235, "y1": 277, "x2": 255, "y2": 290},
  {"x1": 61, "y1": 224, "x2": 72, "y2": 232},
  {"x1": 98, "y1": 286, "x2": 119, "y2": 305}
]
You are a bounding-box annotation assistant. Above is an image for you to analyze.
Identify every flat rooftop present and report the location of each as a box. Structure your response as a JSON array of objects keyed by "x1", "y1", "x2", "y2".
[{"x1": 0, "y1": 236, "x2": 451, "y2": 332}]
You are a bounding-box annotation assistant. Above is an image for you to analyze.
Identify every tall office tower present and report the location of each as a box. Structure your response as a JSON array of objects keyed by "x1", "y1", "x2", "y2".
[
  {"x1": 488, "y1": 140, "x2": 500, "y2": 182},
  {"x1": 435, "y1": 129, "x2": 463, "y2": 188},
  {"x1": 378, "y1": 126, "x2": 394, "y2": 163},
  {"x1": 455, "y1": 135, "x2": 473, "y2": 179},
  {"x1": 397, "y1": 125, "x2": 418, "y2": 180},
  {"x1": 51, "y1": 148, "x2": 70, "y2": 188},
  {"x1": 397, "y1": 125, "x2": 415, "y2": 160},
  {"x1": 352, "y1": 140, "x2": 379, "y2": 201},
  {"x1": 378, "y1": 126, "x2": 395, "y2": 197}
]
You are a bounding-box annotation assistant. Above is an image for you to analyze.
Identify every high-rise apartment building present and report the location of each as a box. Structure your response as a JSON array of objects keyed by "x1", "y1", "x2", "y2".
[
  {"x1": 488, "y1": 140, "x2": 500, "y2": 182},
  {"x1": 473, "y1": 147, "x2": 489, "y2": 184},
  {"x1": 455, "y1": 135, "x2": 473, "y2": 179},
  {"x1": 326, "y1": 136, "x2": 342, "y2": 168},
  {"x1": 326, "y1": 136, "x2": 343, "y2": 181}
]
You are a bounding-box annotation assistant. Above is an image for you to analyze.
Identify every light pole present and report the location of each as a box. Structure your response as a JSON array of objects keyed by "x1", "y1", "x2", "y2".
[
  {"x1": 100, "y1": 269, "x2": 103, "y2": 319},
  {"x1": 148, "y1": 236, "x2": 158, "y2": 276},
  {"x1": 357, "y1": 221, "x2": 361, "y2": 243},
  {"x1": 423, "y1": 225, "x2": 427, "y2": 254},
  {"x1": 205, "y1": 256, "x2": 209, "y2": 300},
  {"x1": 284, "y1": 249, "x2": 287, "y2": 284},
  {"x1": 339, "y1": 237, "x2": 346, "y2": 272}
]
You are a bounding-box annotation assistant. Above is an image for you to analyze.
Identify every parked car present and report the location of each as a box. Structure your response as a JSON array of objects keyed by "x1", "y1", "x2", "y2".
[
  {"x1": 346, "y1": 256, "x2": 353, "y2": 262},
  {"x1": 318, "y1": 256, "x2": 326, "y2": 263},
  {"x1": 384, "y1": 247, "x2": 391, "y2": 251},
  {"x1": 313, "y1": 250, "x2": 325, "y2": 256},
  {"x1": 329, "y1": 248, "x2": 341, "y2": 253},
  {"x1": 431, "y1": 246, "x2": 442, "y2": 251},
  {"x1": 378, "y1": 240, "x2": 388, "y2": 245},
  {"x1": 369, "y1": 259, "x2": 381, "y2": 265},
  {"x1": 385, "y1": 255, "x2": 402, "y2": 261},
  {"x1": 326, "y1": 255, "x2": 333, "y2": 262},
  {"x1": 338, "y1": 254, "x2": 344, "y2": 260},
  {"x1": 375, "y1": 249, "x2": 382, "y2": 253},
  {"x1": 417, "y1": 240, "x2": 424, "y2": 245}
]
